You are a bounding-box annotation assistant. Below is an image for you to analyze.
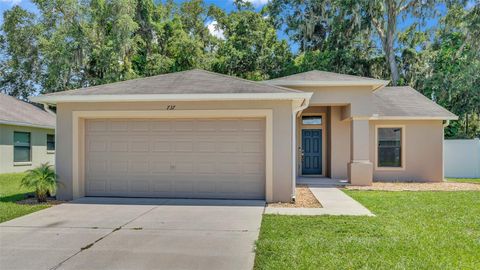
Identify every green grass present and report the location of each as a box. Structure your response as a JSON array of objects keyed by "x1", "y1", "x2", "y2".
[
  {"x1": 447, "y1": 178, "x2": 480, "y2": 184},
  {"x1": 0, "y1": 173, "x2": 50, "y2": 223},
  {"x1": 255, "y1": 191, "x2": 480, "y2": 270}
]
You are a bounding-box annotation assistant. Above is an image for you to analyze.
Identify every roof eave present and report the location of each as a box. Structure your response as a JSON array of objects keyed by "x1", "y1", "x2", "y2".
[
  {"x1": 367, "y1": 115, "x2": 459, "y2": 121},
  {"x1": 0, "y1": 120, "x2": 55, "y2": 129},
  {"x1": 30, "y1": 93, "x2": 314, "y2": 105}
]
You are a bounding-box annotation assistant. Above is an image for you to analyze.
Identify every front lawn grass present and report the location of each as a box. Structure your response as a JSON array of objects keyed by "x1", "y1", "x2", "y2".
[
  {"x1": 255, "y1": 191, "x2": 480, "y2": 269},
  {"x1": 0, "y1": 173, "x2": 50, "y2": 223},
  {"x1": 447, "y1": 177, "x2": 480, "y2": 184}
]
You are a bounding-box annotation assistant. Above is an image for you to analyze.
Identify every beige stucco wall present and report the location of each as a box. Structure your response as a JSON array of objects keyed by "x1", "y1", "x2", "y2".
[
  {"x1": 370, "y1": 120, "x2": 444, "y2": 182},
  {"x1": 295, "y1": 108, "x2": 445, "y2": 183},
  {"x1": 0, "y1": 124, "x2": 55, "y2": 173},
  {"x1": 285, "y1": 86, "x2": 373, "y2": 117},
  {"x1": 55, "y1": 100, "x2": 294, "y2": 202},
  {"x1": 290, "y1": 85, "x2": 446, "y2": 184},
  {"x1": 329, "y1": 106, "x2": 350, "y2": 179}
]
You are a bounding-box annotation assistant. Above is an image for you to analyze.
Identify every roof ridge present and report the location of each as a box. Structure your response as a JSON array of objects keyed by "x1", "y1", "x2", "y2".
[
  {"x1": 264, "y1": 69, "x2": 389, "y2": 84},
  {"x1": 38, "y1": 69, "x2": 303, "y2": 97},
  {"x1": 190, "y1": 69, "x2": 303, "y2": 93}
]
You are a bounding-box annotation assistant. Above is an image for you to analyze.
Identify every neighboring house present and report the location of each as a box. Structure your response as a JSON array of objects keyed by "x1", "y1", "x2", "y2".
[
  {"x1": 0, "y1": 93, "x2": 56, "y2": 173},
  {"x1": 30, "y1": 69, "x2": 457, "y2": 202}
]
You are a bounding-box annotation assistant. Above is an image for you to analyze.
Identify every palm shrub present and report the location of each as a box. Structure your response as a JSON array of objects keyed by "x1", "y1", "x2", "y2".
[{"x1": 21, "y1": 163, "x2": 58, "y2": 203}]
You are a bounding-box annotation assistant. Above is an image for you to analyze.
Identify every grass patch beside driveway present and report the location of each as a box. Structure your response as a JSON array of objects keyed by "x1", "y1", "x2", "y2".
[
  {"x1": 447, "y1": 178, "x2": 480, "y2": 184},
  {"x1": 0, "y1": 173, "x2": 50, "y2": 223},
  {"x1": 254, "y1": 191, "x2": 480, "y2": 269}
]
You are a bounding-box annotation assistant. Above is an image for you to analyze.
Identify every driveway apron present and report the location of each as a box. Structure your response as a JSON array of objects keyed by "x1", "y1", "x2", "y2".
[{"x1": 0, "y1": 197, "x2": 265, "y2": 270}]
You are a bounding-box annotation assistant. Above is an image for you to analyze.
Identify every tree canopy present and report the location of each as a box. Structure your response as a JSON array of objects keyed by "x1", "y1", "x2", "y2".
[{"x1": 0, "y1": 0, "x2": 478, "y2": 138}]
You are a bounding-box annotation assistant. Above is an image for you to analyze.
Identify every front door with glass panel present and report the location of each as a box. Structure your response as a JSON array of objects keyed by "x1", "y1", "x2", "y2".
[{"x1": 302, "y1": 129, "x2": 322, "y2": 175}]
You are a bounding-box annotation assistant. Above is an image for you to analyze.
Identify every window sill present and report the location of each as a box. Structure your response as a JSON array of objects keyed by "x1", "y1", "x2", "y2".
[
  {"x1": 14, "y1": 162, "x2": 32, "y2": 166},
  {"x1": 47, "y1": 150, "x2": 55, "y2": 154},
  {"x1": 375, "y1": 166, "x2": 405, "y2": 171}
]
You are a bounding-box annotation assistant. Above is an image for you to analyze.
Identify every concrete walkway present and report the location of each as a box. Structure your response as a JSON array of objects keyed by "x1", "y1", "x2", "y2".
[
  {"x1": 0, "y1": 197, "x2": 265, "y2": 270},
  {"x1": 296, "y1": 176, "x2": 349, "y2": 186},
  {"x1": 265, "y1": 187, "x2": 374, "y2": 216}
]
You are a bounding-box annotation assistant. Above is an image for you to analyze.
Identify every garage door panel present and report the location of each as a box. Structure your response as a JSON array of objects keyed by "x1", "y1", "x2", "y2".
[
  {"x1": 85, "y1": 118, "x2": 265, "y2": 199},
  {"x1": 174, "y1": 140, "x2": 194, "y2": 152},
  {"x1": 110, "y1": 160, "x2": 129, "y2": 173},
  {"x1": 110, "y1": 180, "x2": 129, "y2": 193},
  {"x1": 150, "y1": 160, "x2": 172, "y2": 174},
  {"x1": 129, "y1": 140, "x2": 150, "y2": 152},
  {"x1": 197, "y1": 162, "x2": 217, "y2": 174},
  {"x1": 87, "y1": 120, "x2": 108, "y2": 132},
  {"x1": 130, "y1": 180, "x2": 150, "y2": 192},
  {"x1": 87, "y1": 179, "x2": 107, "y2": 193},
  {"x1": 110, "y1": 141, "x2": 129, "y2": 152},
  {"x1": 88, "y1": 139, "x2": 108, "y2": 152},
  {"x1": 241, "y1": 119, "x2": 264, "y2": 131},
  {"x1": 128, "y1": 161, "x2": 150, "y2": 174},
  {"x1": 173, "y1": 120, "x2": 194, "y2": 131},
  {"x1": 152, "y1": 140, "x2": 171, "y2": 152}
]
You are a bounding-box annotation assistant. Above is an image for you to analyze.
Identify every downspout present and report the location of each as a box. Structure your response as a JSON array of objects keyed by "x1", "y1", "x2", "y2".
[
  {"x1": 43, "y1": 103, "x2": 56, "y2": 116},
  {"x1": 443, "y1": 120, "x2": 450, "y2": 128},
  {"x1": 42, "y1": 103, "x2": 57, "y2": 179},
  {"x1": 442, "y1": 120, "x2": 450, "y2": 180},
  {"x1": 291, "y1": 98, "x2": 310, "y2": 202}
]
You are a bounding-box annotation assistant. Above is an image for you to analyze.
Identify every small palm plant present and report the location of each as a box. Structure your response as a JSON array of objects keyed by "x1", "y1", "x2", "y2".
[{"x1": 21, "y1": 163, "x2": 58, "y2": 203}]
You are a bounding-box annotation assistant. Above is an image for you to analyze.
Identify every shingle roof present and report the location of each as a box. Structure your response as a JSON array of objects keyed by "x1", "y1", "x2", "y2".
[
  {"x1": 264, "y1": 70, "x2": 389, "y2": 87},
  {"x1": 0, "y1": 93, "x2": 55, "y2": 129},
  {"x1": 373, "y1": 86, "x2": 457, "y2": 119},
  {"x1": 40, "y1": 69, "x2": 302, "y2": 97}
]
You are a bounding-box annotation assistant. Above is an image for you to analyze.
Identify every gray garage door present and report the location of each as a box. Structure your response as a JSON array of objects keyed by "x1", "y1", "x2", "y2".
[{"x1": 85, "y1": 118, "x2": 265, "y2": 199}]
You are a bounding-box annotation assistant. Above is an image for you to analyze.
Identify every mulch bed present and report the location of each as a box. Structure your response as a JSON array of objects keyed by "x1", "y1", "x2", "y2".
[
  {"x1": 15, "y1": 196, "x2": 65, "y2": 206},
  {"x1": 268, "y1": 185, "x2": 322, "y2": 208},
  {"x1": 346, "y1": 181, "x2": 480, "y2": 191}
]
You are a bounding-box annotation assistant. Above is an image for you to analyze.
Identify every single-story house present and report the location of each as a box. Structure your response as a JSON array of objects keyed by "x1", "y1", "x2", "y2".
[
  {"x1": 30, "y1": 69, "x2": 457, "y2": 202},
  {"x1": 0, "y1": 93, "x2": 56, "y2": 173}
]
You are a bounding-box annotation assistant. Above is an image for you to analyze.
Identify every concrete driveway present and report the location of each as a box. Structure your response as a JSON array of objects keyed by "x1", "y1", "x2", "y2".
[{"x1": 0, "y1": 197, "x2": 265, "y2": 270}]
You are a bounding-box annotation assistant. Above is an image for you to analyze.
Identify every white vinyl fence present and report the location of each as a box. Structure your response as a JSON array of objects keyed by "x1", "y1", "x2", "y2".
[{"x1": 444, "y1": 138, "x2": 480, "y2": 178}]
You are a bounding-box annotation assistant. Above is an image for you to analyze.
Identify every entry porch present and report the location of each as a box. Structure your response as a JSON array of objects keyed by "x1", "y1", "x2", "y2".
[{"x1": 294, "y1": 105, "x2": 373, "y2": 186}]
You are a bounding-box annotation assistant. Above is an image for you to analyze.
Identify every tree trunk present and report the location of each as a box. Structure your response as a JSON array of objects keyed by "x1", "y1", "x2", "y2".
[
  {"x1": 36, "y1": 191, "x2": 47, "y2": 203},
  {"x1": 386, "y1": 0, "x2": 399, "y2": 86},
  {"x1": 465, "y1": 113, "x2": 469, "y2": 137},
  {"x1": 387, "y1": 47, "x2": 400, "y2": 86}
]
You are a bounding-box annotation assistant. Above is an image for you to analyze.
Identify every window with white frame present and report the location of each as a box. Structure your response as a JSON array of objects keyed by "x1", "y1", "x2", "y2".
[
  {"x1": 14, "y1": 132, "x2": 31, "y2": 162},
  {"x1": 302, "y1": 116, "x2": 322, "y2": 125},
  {"x1": 47, "y1": 134, "x2": 55, "y2": 151},
  {"x1": 377, "y1": 127, "x2": 403, "y2": 168}
]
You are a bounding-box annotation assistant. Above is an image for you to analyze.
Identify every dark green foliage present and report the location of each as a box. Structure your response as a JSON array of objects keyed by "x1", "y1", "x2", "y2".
[
  {"x1": 20, "y1": 163, "x2": 58, "y2": 203},
  {"x1": 0, "y1": 0, "x2": 478, "y2": 137}
]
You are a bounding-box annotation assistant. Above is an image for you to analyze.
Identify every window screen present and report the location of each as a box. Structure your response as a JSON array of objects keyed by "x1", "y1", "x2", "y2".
[
  {"x1": 377, "y1": 128, "x2": 402, "y2": 167},
  {"x1": 47, "y1": 134, "x2": 55, "y2": 151},
  {"x1": 14, "y1": 132, "x2": 31, "y2": 162}
]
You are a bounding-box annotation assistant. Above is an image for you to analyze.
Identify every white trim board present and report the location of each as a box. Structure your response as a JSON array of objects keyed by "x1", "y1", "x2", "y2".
[{"x1": 31, "y1": 93, "x2": 313, "y2": 105}]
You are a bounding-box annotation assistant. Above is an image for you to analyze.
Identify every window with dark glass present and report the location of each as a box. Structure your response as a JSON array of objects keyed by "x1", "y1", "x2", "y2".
[
  {"x1": 14, "y1": 132, "x2": 31, "y2": 162},
  {"x1": 377, "y1": 128, "x2": 402, "y2": 167},
  {"x1": 302, "y1": 116, "x2": 322, "y2": 125},
  {"x1": 47, "y1": 134, "x2": 55, "y2": 151}
]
